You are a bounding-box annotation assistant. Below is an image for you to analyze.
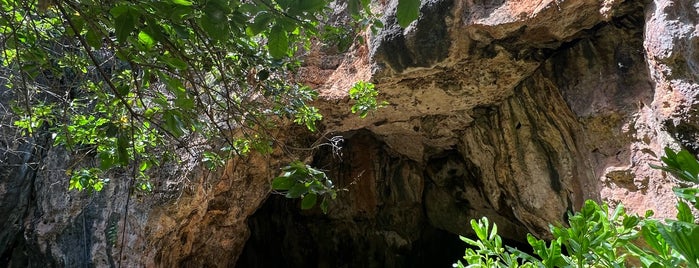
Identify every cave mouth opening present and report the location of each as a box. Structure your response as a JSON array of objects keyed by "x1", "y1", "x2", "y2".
[
  {"x1": 237, "y1": 194, "x2": 534, "y2": 268},
  {"x1": 237, "y1": 129, "x2": 534, "y2": 267},
  {"x1": 236, "y1": 194, "x2": 466, "y2": 268},
  {"x1": 237, "y1": 130, "x2": 466, "y2": 267}
]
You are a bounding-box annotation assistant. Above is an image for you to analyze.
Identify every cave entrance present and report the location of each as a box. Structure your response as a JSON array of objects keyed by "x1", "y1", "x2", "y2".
[
  {"x1": 236, "y1": 195, "x2": 464, "y2": 268},
  {"x1": 236, "y1": 130, "x2": 465, "y2": 268}
]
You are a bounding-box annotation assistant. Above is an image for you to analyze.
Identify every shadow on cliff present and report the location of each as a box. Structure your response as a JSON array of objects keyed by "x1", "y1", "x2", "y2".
[{"x1": 237, "y1": 130, "x2": 531, "y2": 268}]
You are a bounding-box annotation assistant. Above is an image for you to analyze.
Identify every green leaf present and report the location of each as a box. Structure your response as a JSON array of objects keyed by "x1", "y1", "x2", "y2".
[
  {"x1": 622, "y1": 215, "x2": 640, "y2": 229},
  {"x1": 139, "y1": 161, "x2": 150, "y2": 172},
  {"x1": 99, "y1": 151, "x2": 117, "y2": 170},
  {"x1": 203, "y1": 0, "x2": 230, "y2": 23},
  {"x1": 272, "y1": 176, "x2": 294, "y2": 190},
  {"x1": 268, "y1": 25, "x2": 289, "y2": 59},
  {"x1": 676, "y1": 150, "x2": 699, "y2": 181},
  {"x1": 348, "y1": 0, "x2": 362, "y2": 15},
  {"x1": 294, "y1": 0, "x2": 325, "y2": 13},
  {"x1": 111, "y1": 7, "x2": 136, "y2": 43},
  {"x1": 117, "y1": 133, "x2": 130, "y2": 166},
  {"x1": 200, "y1": 17, "x2": 230, "y2": 41},
  {"x1": 138, "y1": 31, "x2": 156, "y2": 50},
  {"x1": 677, "y1": 200, "x2": 695, "y2": 223},
  {"x1": 85, "y1": 28, "x2": 102, "y2": 48},
  {"x1": 649, "y1": 263, "x2": 665, "y2": 268},
  {"x1": 246, "y1": 12, "x2": 272, "y2": 36},
  {"x1": 641, "y1": 221, "x2": 665, "y2": 252},
  {"x1": 169, "y1": 6, "x2": 195, "y2": 22},
  {"x1": 174, "y1": 96, "x2": 194, "y2": 110},
  {"x1": 655, "y1": 148, "x2": 699, "y2": 183},
  {"x1": 109, "y1": 5, "x2": 130, "y2": 17},
  {"x1": 301, "y1": 193, "x2": 317, "y2": 209},
  {"x1": 472, "y1": 218, "x2": 488, "y2": 241},
  {"x1": 172, "y1": 0, "x2": 193, "y2": 6},
  {"x1": 161, "y1": 55, "x2": 188, "y2": 70},
  {"x1": 320, "y1": 198, "x2": 329, "y2": 213},
  {"x1": 658, "y1": 221, "x2": 699, "y2": 265},
  {"x1": 286, "y1": 183, "x2": 307, "y2": 198},
  {"x1": 396, "y1": 0, "x2": 420, "y2": 27},
  {"x1": 674, "y1": 187, "x2": 699, "y2": 200},
  {"x1": 163, "y1": 110, "x2": 186, "y2": 137},
  {"x1": 200, "y1": 1, "x2": 231, "y2": 41}
]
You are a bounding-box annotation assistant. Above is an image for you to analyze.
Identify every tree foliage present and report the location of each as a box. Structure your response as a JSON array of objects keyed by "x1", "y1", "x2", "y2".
[{"x1": 1, "y1": 0, "x2": 417, "y2": 206}]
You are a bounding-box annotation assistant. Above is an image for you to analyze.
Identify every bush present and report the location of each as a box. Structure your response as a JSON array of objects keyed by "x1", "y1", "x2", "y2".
[{"x1": 454, "y1": 148, "x2": 699, "y2": 268}]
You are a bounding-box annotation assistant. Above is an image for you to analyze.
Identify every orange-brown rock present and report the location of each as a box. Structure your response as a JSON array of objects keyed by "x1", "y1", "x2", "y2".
[{"x1": 2, "y1": 0, "x2": 698, "y2": 267}]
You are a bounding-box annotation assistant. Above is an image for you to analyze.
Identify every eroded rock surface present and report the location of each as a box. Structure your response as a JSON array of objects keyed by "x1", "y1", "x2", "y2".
[
  {"x1": 2, "y1": 0, "x2": 698, "y2": 267},
  {"x1": 241, "y1": 0, "x2": 698, "y2": 265}
]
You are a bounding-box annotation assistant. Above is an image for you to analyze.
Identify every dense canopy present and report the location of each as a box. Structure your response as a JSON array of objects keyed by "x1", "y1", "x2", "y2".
[{"x1": 0, "y1": 0, "x2": 418, "y2": 195}]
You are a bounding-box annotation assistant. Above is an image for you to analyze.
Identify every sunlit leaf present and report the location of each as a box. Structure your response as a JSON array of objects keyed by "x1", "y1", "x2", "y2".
[
  {"x1": 268, "y1": 25, "x2": 289, "y2": 59},
  {"x1": 396, "y1": 0, "x2": 420, "y2": 27},
  {"x1": 138, "y1": 31, "x2": 155, "y2": 50},
  {"x1": 172, "y1": 0, "x2": 193, "y2": 6}
]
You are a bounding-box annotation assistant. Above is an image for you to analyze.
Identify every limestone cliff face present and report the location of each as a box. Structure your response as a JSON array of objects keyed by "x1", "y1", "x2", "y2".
[{"x1": 1, "y1": 0, "x2": 698, "y2": 267}]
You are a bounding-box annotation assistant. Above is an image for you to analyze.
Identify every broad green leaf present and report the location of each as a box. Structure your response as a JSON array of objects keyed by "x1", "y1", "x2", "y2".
[
  {"x1": 658, "y1": 222, "x2": 699, "y2": 265},
  {"x1": 611, "y1": 203, "x2": 624, "y2": 221},
  {"x1": 117, "y1": 133, "x2": 129, "y2": 166},
  {"x1": 286, "y1": 183, "x2": 307, "y2": 198},
  {"x1": 641, "y1": 221, "x2": 666, "y2": 252},
  {"x1": 169, "y1": 6, "x2": 194, "y2": 21},
  {"x1": 276, "y1": 0, "x2": 295, "y2": 12},
  {"x1": 160, "y1": 55, "x2": 188, "y2": 70},
  {"x1": 203, "y1": 3, "x2": 227, "y2": 23},
  {"x1": 677, "y1": 200, "x2": 695, "y2": 223},
  {"x1": 138, "y1": 31, "x2": 155, "y2": 50},
  {"x1": 649, "y1": 263, "x2": 664, "y2": 268},
  {"x1": 301, "y1": 193, "x2": 317, "y2": 209},
  {"x1": 99, "y1": 151, "x2": 117, "y2": 170},
  {"x1": 268, "y1": 25, "x2": 289, "y2": 59},
  {"x1": 200, "y1": 1, "x2": 231, "y2": 41},
  {"x1": 246, "y1": 12, "x2": 271, "y2": 36},
  {"x1": 85, "y1": 28, "x2": 102, "y2": 48},
  {"x1": 200, "y1": 17, "x2": 229, "y2": 41},
  {"x1": 93, "y1": 180, "x2": 105, "y2": 191},
  {"x1": 109, "y1": 5, "x2": 130, "y2": 17},
  {"x1": 655, "y1": 148, "x2": 699, "y2": 183},
  {"x1": 675, "y1": 149, "x2": 699, "y2": 179},
  {"x1": 163, "y1": 110, "x2": 186, "y2": 137},
  {"x1": 293, "y1": 0, "x2": 325, "y2": 14},
  {"x1": 144, "y1": 21, "x2": 165, "y2": 42},
  {"x1": 396, "y1": 0, "x2": 420, "y2": 27},
  {"x1": 272, "y1": 176, "x2": 294, "y2": 190},
  {"x1": 174, "y1": 96, "x2": 194, "y2": 110},
  {"x1": 111, "y1": 7, "x2": 136, "y2": 42}
]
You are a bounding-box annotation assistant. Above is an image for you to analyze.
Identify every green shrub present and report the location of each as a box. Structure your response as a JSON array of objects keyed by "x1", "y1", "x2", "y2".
[{"x1": 454, "y1": 148, "x2": 699, "y2": 268}]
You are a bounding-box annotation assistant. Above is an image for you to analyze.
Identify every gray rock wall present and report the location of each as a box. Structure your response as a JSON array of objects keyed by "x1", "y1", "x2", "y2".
[{"x1": 1, "y1": 0, "x2": 698, "y2": 267}]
